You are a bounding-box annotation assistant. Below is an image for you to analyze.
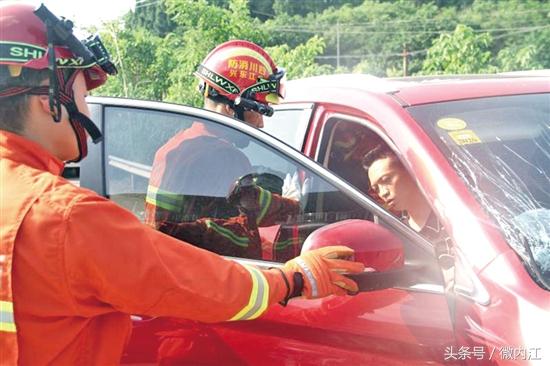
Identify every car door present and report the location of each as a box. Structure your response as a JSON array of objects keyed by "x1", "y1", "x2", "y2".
[{"x1": 83, "y1": 97, "x2": 457, "y2": 365}]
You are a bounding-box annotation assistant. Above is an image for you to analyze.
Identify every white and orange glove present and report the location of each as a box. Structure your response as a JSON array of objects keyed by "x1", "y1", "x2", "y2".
[{"x1": 278, "y1": 246, "x2": 365, "y2": 303}]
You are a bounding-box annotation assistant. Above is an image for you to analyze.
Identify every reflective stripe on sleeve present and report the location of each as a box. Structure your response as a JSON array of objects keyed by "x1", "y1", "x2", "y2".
[
  {"x1": 256, "y1": 188, "x2": 272, "y2": 224},
  {"x1": 0, "y1": 301, "x2": 16, "y2": 333},
  {"x1": 204, "y1": 220, "x2": 249, "y2": 247},
  {"x1": 274, "y1": 238, "x2": 294, "y2": 250},
  {"x1": 146, "y1": 185, "x2": 184, "y2": 212},
  {"x1": 229, "y1": 265, "x2": 269, "y2": 321}
]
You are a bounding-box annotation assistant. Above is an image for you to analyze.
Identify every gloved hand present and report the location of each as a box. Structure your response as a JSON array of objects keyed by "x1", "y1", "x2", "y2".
[
  {"x1": 282, "y1": 246, "x2": 365, "y2": 300},
  {"x1": 282, "y1": 172, "x2": 310, "y2": 210}
]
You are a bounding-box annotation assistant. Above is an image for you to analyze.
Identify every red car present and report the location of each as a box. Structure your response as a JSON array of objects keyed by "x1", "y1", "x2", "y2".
[{"x1": 81, "y1": 72, "x2": 549, "y2": 365}]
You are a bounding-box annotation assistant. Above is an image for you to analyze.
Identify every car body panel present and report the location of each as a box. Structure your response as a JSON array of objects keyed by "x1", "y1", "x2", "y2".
[{"x1": 125, "y1": 291, "x2": 455, "y2": 365}]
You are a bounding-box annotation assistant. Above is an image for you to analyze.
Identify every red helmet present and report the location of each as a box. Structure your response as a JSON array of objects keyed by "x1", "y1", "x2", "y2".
[
  {"x1": 195, "y1": 40, "x2": 285, "y2": 116},
  {"x1": 0, "y1": 2, "x2": 110, "y2": 90},
  {"x1": 0, "y1": 2, "x2": 117, "y2": 161}
]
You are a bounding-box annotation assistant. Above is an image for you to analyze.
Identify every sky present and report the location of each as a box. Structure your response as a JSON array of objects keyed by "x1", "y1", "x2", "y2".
[{"x1": 27, "y1": 0, "x2": 135, "y2": 30}]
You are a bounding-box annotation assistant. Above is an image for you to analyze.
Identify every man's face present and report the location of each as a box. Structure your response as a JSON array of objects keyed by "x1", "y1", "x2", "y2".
[
  {"x1": 367, "y1": 157, "x2": 419, "y2": 212},
  {"x1": 243, "y1": 110, "x2": 264, "y2": 129},
  {"x1": 211, "y1": 101, "x2": 264, "y2": 129}
]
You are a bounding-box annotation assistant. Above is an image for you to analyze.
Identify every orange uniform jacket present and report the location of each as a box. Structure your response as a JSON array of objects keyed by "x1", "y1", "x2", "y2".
[{"x1": 0, "y1": 131, "x2": 288, "y2": 365}]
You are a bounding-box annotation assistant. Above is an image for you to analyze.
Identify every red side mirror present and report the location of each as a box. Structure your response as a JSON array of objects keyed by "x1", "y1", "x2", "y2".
[{"x1": 301, "y1": 219, "x2": 404, "y2": 272}]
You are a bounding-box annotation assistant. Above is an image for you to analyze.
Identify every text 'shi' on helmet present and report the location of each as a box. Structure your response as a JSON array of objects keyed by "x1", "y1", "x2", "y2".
[
  {"x1": 0, "y1": 2, "x2": 117, "y2": 161},
  {"x1": 195, "y1": 40, "x2": 285, "y2": 119}
]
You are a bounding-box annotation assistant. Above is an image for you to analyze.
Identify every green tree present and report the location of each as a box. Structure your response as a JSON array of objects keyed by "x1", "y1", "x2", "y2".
[
  {"x1": 422, "y1": 24, "x2": 496, "y2": 74},
  {"x1": 266, "y1": 0, "x2": 460, "y2": 76},
  {"x1": 127, "y1": 1, "x2": 177, "y2": 37},
  {"x1": 272, "y1": 0, "x2": 363, "y2": 17},
  {"x1": 94, "y1": 0, "x2": 550, "y2": 102},
  {"x1": 95, "y1": 0, "x2": 335, "y2": 103},
  {"x1": 96, "y1": 22, "x2": 171, "y2": 100},
  {"x1": 266, "y1": 36, "x2": 334, "y2": 79},
  {"x1": 457, "y1": 0, "x2": 550, "y2": 70},
  {"x1": 497, "y1": 45, "x2": 544, "y2": 71}
]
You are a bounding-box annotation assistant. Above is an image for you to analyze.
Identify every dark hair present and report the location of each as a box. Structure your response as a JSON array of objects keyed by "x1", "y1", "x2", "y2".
[
  {"x1": 0, "y1": 66, "x2": 49, "y2": 134},
  {"x1": 361, "y1": 144, "x2": 399, "y2": 171}
]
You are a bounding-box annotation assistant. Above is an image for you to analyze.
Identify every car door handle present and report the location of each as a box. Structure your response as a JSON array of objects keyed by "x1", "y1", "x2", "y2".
[{"x1": 347, "y1": 267, "x2": 419, "y2": 292}]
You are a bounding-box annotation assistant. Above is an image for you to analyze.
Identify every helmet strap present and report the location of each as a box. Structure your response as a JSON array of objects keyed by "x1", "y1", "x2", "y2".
[
  {"x1": 57, "y1": 70, "x2": 102, "y2": 162},
  {"x1": 12, "y1": 70, "x2": 103, "y2": 162},
  {"x1": 44, "y1": 19, "x2": 62, "y2": 122},
  {"x1": 41, "y1": 16, "x2": 101, "y2": 162}
]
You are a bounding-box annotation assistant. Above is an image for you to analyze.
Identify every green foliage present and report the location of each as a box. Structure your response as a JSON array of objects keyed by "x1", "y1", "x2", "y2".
[
  {"x1": 266, "y1": 0, "x2": 459, "y2": 75},
  {"x1": 96, "y1": 22, "x2": 170, "y2": 100},
  {"x1": 456, "y1": 0, "x2": 550, "y2": 70},
  {"x1": 94, "y1": 0, "x2": 550, "y2": 102},
  {"x1": 97, "y1": 0, "x2": 336, "y2": 106},
  {"x1": 126, "y1": 1, "x2": 177, "y2": 36},
  {"x1": 422, "y1": 24, "x2": 495, "y2": 74},
  {"x1": 497, "y1": 45, "x2": 544, "y2": 72},
  {"x1": 272, "y1": 0, "x2": 363, "y2": 17},
  {"x1": 266, "y1": 36, "x2": 334, "y2": 79}
]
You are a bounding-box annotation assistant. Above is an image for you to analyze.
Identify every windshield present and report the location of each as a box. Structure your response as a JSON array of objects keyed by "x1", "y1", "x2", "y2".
[{"x1": 408, "y1": 93, "x2": 550, "y2": 288}]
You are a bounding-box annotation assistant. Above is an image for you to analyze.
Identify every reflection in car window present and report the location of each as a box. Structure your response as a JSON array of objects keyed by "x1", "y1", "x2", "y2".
[
  {"x1": 103, "y1": 107, "x2": 374, "y2": 263},
  {"x1": 409, "y1": 93, "x2": 550, "y2": 287},
  {"x1": 104, "y1": 107, "x2": 194, "y2": 219}
]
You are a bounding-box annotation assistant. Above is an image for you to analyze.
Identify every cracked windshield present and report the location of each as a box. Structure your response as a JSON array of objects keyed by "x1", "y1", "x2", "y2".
[{"x1": 409, "y1": 93, "x2": 550, "y2": 287}]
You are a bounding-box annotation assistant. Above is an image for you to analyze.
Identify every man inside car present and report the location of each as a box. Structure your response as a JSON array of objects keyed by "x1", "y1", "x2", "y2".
[{"x1": 362, "y1": 144, "x2": 454, "y2": 279}]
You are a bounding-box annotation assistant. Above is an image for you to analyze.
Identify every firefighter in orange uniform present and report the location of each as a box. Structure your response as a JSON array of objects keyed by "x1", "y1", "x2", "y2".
[
  {"x1": 0, "y1": 3, "x2": 364, "y2": 365},
  {"x1": 145, "y1": 40, "x2": 305, "y2": 261}
]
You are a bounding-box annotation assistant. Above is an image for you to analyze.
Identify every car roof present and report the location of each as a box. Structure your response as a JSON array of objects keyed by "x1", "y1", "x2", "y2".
[{"x1": 284, "y1": 71, "x2": 550, "y2": 107}]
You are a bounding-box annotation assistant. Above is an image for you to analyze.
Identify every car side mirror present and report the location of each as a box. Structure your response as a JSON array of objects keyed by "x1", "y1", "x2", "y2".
[
  {"x1": 301, "y1": 219, "x2": 407, "y2": 292},
  {"x1": 301, "y1": 219, "x2": 404, "y2": 271}
]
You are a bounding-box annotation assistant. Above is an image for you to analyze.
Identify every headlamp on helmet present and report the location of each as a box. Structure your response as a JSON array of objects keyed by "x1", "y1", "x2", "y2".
[
  {"x1": 0, "y1": 2, "x2": 118, "y2": 162},
  {"x1": 33, "y1": 5, "x2": 117, "y2": 76},
  {"x1": 33, "y1": 4, "x2": 117, "y2": 122}
]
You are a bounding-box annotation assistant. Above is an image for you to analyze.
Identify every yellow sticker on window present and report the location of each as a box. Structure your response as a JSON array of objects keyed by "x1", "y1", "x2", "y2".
[
  {"x1": 437, "y1": 117, "x2": 467, "y2": 131},
  {"x1": 448, "y1": 130, "x2": 482, "y2": 145}
]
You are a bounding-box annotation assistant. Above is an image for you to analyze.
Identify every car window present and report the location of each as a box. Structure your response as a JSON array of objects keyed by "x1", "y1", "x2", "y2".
[
  {"x1": 103, "y1": 107, "x2": 193, "y2": 216},
  {"x1": 102, "y1": 106, "x2": 440, "y2": 284},
  {"x1": 262, "y1": 104, "x2": 313, "y2": 150}
]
